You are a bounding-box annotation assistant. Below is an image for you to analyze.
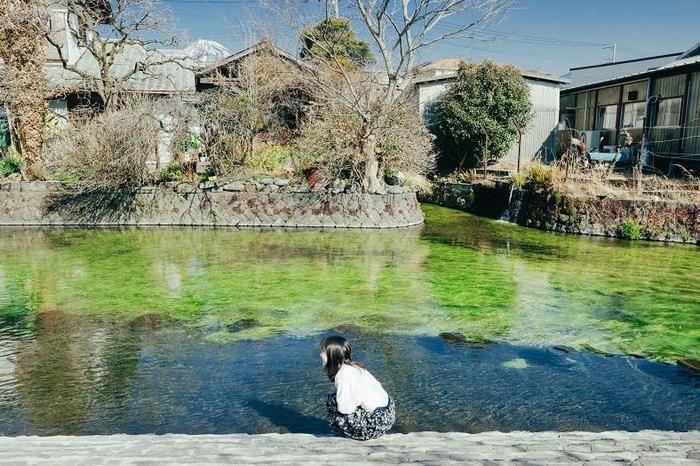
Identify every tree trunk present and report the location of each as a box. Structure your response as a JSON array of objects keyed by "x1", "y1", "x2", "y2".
[
  {"x1": 3, "y1": 74, "x2": 46, "y2": 181},
  {"x1": 16, "y1": 102, "x2": 44, "y2": 180},
  {"x1": 0, "y1": 0, "x2": 47, "y2": 180},
  {"x1": 361, "y1": 132, "x2": 382, "y2": 193}
]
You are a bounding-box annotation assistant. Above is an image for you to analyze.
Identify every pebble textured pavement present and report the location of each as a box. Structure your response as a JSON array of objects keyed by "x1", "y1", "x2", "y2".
[{"x1": 0, "y1": 431, "x2": 699, "y2": 465}]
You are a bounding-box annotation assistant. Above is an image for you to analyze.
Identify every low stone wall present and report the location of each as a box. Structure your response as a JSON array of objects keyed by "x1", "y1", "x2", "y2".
[
  {"x1": 422, "y1": 180, "x2": 699, "y2": 244},
  {"x1": 418, "y1": 180, "x2": 512, "y2": 219},
  {"x1": 0, "y1": 181, "x2": 423, "y2": 228},
  {"x1": 0, "y1": 431, "x2": 698, "y2": 464},
  {"x1": 510, "y1": 185, "x2": 700, "y2": 244}
]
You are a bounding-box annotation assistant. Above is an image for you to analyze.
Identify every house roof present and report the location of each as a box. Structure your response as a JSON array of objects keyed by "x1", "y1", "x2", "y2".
[
  {"x1": 412, "y1": 59, "x2": 567, "y2": 85},
  {"x1": 196, "y1": 39, "x2": 310, "y2": 77},
  {"x1": 561, "y1": 43, "x2": 700, "y2": 93},
  {"x1": 561, "y1": 53, "x2": 681, "y2": 91},
  {"x1": 45, "y1": 44, "x2": 196, "y2": 94}
]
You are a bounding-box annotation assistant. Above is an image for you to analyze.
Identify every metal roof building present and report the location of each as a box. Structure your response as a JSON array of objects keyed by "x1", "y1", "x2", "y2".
[
  {"x1": 412, "y1": 60, "x2": 567, "y2": 168},
  {"x1": 560, "y1": 42, "x2": 700, "y2": 172}
]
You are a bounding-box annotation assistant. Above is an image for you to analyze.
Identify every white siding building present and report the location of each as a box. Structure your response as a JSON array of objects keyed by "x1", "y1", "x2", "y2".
[{"x1": 413, "y1": 60, "x2": 567, "y2": 166}]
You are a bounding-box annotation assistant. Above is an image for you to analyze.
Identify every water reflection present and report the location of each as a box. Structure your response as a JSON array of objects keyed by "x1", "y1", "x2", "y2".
[
  {"x1": 0, "y1": 205, "x2": 698, "y2": 363},
  {"x1": 0, "y1": 317, "x2": 697, "y2": 435}
]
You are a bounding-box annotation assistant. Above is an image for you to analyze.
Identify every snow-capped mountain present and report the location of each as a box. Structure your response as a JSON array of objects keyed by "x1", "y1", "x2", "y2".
[{"x1": 183, "y1": 40, "x2": 232, "y2": 68}]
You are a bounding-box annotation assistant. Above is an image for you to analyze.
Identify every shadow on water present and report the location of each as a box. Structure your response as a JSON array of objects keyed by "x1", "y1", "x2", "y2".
[{"x1": 246, "y1": 399, "x2": 328, "y2": 435}]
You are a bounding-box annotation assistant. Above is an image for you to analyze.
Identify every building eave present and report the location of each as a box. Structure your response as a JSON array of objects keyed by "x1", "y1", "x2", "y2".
[{"x1": 561, "y1": 59, "x2": 700, "y2": 95}]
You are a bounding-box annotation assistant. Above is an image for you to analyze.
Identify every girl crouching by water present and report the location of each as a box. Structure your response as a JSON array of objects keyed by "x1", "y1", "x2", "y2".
[{"x1": 320, "y1": 336, "x2": 395, "y2": 440}]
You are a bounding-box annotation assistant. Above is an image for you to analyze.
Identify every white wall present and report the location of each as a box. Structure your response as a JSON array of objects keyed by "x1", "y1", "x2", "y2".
[
  {"x1": 504, "y1": 81, "x2": 561, "y2": 164},
  {"x1": 417, "y1": 77, "x2": 562, "y2": 164},
  {"x1": 46, "y1": 7, "x2": 83, "y2": 66}
]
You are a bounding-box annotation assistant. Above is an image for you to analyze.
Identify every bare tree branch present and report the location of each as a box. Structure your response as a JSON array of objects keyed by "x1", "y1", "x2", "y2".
[{"x1": 45, "y1": 0, "x2": 188, "y2": 109}]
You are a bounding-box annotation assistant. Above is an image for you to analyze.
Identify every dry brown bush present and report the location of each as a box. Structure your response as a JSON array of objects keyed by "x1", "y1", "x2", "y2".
[
  {"x1": 42, "y1": 99, "x2": 162, "y2": 189},
  {"x1": 294, "y1": 96, "x2": 435, "y2": 188},
  {"x1": 519, "y1": 163, "x2": 700, "y2": 204}
]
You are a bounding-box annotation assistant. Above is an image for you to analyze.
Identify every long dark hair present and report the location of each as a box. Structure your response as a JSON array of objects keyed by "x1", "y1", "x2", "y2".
[{"x1": 320, "y1": 335, "x2": 361, "y2": 381}]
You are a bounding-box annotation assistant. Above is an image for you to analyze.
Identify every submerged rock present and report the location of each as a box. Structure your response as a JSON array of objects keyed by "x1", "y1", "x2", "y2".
[
  {"x1": 502, "y1": 358, "x2": 529, "y2": 369},
  {"x1": 226, "y1": 318, "x2": 261, "y2": 333},
  {"x1": 439, "y1": 332, "x2": 493, "y2": 347},
  {"x1": 333, "y1": 324, "x2": 362, "y2": 337},
  {"x1": 552, "y1": 345, "x2": 574, "y2": 353},
  {"x1": 678, "y1": 358, "x2": 700, "y2": 372},
  {"x1": 580, "y1": 344, "x2": 614, "y2": 357},
  {"x1": 129, "y1": 313, "x2": 167, "y2": 330}
]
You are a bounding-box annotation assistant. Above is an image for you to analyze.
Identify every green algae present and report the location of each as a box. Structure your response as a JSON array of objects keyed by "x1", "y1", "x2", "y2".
[{"x1": 0, "y1": 204, "x2": 698, "y2": 363}]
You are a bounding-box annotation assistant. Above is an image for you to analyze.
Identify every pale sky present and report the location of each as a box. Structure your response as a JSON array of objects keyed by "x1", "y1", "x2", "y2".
[{"x1": 163, "y1": 0, "x2": 700, "y2": 76}]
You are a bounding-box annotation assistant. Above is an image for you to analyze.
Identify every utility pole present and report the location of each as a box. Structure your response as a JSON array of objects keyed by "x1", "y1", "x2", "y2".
[
  {"x1": 513, "y1": 119, "x2": 523, "y2": 173},
  {"x1": 602, "y1": 43, "x2": 617, "y2": 63},
  {"x1": 324, "y1": 0, "x2": 339, "y2": 18}
]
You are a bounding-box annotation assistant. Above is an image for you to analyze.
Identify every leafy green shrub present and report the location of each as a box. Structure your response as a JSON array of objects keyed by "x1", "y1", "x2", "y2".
[
  {"x1": 158, "y1": 163, "x2": 187, "y2": 182},
  {"x1": 426, "y1": 60, "x2": 532, "y2": 173},
  {"x1": 618, "y1": 220, "x2": 643, "y2": 240},
  {"x1": 243, "y1": 143, "x2": 290, "y2": 175},
  {"x1": 0, "y1": 150, "x2": 22, "y2": 177},
  {"x1": 171, "y1": 132, "x2": 202, "y2": 161}
]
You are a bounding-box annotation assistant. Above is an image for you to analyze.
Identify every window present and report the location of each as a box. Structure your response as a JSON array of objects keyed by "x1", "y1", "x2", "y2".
[
  {"x1": 622, "y1": 102, "x2": 646, "y2": 128},
  {"x1": 596, "y1": 105, "x2": 618, "y2": 130},
  {"x1": 656, "y1": 97, "x2": 682, "y2": 127}
]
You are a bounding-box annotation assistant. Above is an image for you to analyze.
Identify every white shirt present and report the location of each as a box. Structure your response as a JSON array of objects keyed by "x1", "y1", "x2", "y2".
[{"x1": 334, "y1": 364, "x2": 389, "y2": 414}]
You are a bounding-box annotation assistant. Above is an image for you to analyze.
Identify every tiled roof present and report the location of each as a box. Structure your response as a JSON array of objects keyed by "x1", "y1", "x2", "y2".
[{"x1": 44, "y1": 44, "x2": 196, "y2": 94}]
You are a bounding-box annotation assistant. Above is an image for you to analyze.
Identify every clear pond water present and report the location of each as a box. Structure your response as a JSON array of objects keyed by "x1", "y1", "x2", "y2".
[{"x1": 0, "y1": 205, "x2": 698, "y2": 435}]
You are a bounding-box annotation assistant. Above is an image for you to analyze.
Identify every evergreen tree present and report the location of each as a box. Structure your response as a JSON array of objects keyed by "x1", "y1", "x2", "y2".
[{"x1": 300, "y1": 18, "x2": 374, "y2": 70}]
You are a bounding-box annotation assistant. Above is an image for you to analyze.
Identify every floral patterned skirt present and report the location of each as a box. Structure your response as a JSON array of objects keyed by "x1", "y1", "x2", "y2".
[{"x1": 325, "y1": 394, "x2": 395, "y2": 440}]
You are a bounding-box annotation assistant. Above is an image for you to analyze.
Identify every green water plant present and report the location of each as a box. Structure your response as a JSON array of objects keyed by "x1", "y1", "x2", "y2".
[{"x1": 1, "y1": 206, "x2": 698, "y2": 363}]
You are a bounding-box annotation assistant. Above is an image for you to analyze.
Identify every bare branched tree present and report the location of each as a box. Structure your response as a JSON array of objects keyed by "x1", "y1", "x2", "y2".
[
  {"x1": 0, "y1": 0, "x2": 48, "y2": 180},
  {"x1": 199, "y1": 47, "x2": 309, "y2": 176},
  {"x1": 269, "y1": 0, "x2": 516, "y2": 192},
  {"x1": 45, "y1": 0, "x2": 184, "y2": 110}
]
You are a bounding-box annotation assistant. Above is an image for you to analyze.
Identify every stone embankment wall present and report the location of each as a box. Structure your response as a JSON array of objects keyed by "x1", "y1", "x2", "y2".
[
  {"x1": 422, "y1": 181, "x2": 699, "y2": 244},
  {"x1": 510, "y1": 185, "x2": 699, "y2": 243},
  {"x1": 0, "y1": 181, "x2": 423, "y2": 228}
]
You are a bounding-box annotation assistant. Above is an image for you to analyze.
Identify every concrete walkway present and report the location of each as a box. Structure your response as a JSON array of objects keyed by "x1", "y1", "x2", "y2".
[{"x1": 0, "y1": 431, "x2": 698, "y2": 465}]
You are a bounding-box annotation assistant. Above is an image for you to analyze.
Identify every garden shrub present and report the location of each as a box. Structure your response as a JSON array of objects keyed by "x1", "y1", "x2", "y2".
[
  {"x1": 170, "y1": 131, "x2": 203, "y2": 163},
  {"x1": 618, "y1": 220, "x2": 643, "y2": 240},
  {"x1": 294, "y1": 99, "x2": 435, "y2": 186},
  {"x1": 198, "y1": 52, "x2": 308, "y2": 178},
  {"x1": 427, "y1": 60, "x2": 532, "y2": 173},
  {"x1": 243, "y1": 143, "x2": 290, "y2": 175},
  {"x1": 41, "y1": 98, "x2": 161, "y2": 189},
  {"x1": 510, "y1": 172, "x2": 527, "y2": 188},
  {"x1": 515, "y1": 164, "x2": 559, "y2": 193},
  {"x1": 158, "y1": 163, "x2": 187, "y2": 183},
  {"x1": 0, "y1": 148, "x2": 21, "y2": 177}
]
